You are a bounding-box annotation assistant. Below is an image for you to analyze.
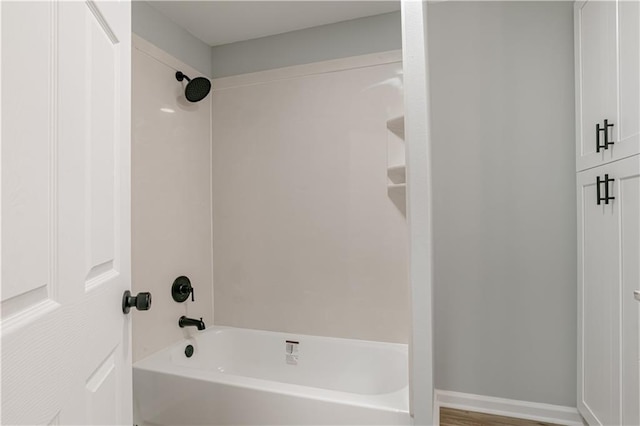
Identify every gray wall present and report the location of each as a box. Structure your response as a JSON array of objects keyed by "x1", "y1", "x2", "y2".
[
  {"x1": 428, "y1": 2, "x2": 576, "y2": 407},
  {"x1": 132, "y1": 1, "x2": 213, "y2": 77},
  {"x1": 210, "y1": 12, "x2": 401, "y2": 78}
]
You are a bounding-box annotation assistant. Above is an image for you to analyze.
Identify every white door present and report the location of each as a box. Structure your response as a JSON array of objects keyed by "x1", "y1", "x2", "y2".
[
  {"x1": 1, "y1": 1, "x2": 132, "y2": 425},
  {"x1": 577, "y1": 155, "x2": 640, "y2": 425},
  {"x1": 575, "y1": 0, "x2": 640, "y2": 172}
]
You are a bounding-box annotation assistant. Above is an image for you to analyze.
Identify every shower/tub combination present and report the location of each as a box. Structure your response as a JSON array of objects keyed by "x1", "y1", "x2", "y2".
[{"x1": 131, "y1": 10, "x2": 408, "y2": 423}]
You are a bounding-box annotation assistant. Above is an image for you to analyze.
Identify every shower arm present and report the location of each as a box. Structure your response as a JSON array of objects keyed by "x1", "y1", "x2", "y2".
[{"x1": 175, "y1": 71, "x2": 191, "y2": 82}]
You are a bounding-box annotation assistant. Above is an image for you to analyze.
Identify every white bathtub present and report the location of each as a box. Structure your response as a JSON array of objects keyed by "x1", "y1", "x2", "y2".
[{"x1": 133, "y1": 326, "x2": 410, "y2": 425}]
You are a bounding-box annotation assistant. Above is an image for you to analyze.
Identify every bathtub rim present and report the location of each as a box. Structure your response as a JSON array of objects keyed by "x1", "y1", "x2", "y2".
[{"x1": 133, "y1": 325, "x2": 410, "y2": 414}]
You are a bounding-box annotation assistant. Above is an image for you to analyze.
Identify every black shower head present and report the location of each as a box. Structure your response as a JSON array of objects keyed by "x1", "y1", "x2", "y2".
[{"x1": 176, "y1": 71, "x2": 211, "y2": 103}]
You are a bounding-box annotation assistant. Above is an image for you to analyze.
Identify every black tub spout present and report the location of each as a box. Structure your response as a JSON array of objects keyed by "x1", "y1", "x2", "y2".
[{"x1": 178, "y1": 316, "x2": 205, "y2": 330}]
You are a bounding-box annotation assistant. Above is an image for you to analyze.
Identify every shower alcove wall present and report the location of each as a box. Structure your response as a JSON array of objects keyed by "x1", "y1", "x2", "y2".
[{"x1": 210, "y1": 51, "x2": 410, "y2": 343}]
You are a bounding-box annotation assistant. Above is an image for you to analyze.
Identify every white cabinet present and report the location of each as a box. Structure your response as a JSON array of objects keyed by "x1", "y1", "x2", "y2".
[
  {"x1": 575, "y1": 0, "x2": 640, "y2": 171},
  {"x1": 576, "y1": 4, "x2": 640, "y2": 422},
  {"x1": 577, "y1": 154, "x2": 640, "y2": 425}
]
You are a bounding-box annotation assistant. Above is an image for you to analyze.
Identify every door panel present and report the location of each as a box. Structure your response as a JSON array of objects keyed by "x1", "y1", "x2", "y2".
[
  {"x1": 576, "y1": 0, "x2": 640, "y2": 171},
  {"x1": 84, "y1": 1, "x2": 119, "y2": 291},
  {"x1": 577, "y1": 155, "x2": 640, "y2": 425},
  {"x1": 1, "y1": 0, "x2": 56, "y2": 314},
  {"x1": 575, "y1": 0, "x2": 618, "y2": 170},
  {"x1": 85, "y1": 352, "x2": 118, "y2": 425},
  {"x1": 617, "y1": 0, "x2": 640, "y2": 163},
  {"x1": 619, "y1": 163, "x2": 640, "y2": 426},
  {"x1": 575, "y1": 0, "x2": 618, "y2": 171},
  {"x1": 1, "y1": 1, "x2": 132, "y2": 424},
  {"x1": 578, "y1": 165, "x2": 621, "y2": 426}
]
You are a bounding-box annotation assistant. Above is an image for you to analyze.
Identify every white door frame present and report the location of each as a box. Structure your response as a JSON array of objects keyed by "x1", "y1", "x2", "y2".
[{"x1": 401, "y1": 1, "x2": 435, "y2": 424}]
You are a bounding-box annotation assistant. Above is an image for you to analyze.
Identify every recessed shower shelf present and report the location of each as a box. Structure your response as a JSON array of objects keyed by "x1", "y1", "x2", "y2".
[
  {"x1": 387, "y1": 165, "x2": 406, "y2": 184},
  {"x1": 386, "y1": 115, "x2": 406, "y2": 217},
  {"x1": 387, "y1": 183, "x2": 406, "y2": 193},
  {"x1": 387, "y1": 183, "x2": 407, "y2": 216},
  {"x1": 386, "y1": 116, "x2": 405, "y2": 139}
]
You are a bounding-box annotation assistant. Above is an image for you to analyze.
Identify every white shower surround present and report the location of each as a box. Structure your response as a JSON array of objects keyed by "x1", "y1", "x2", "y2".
[
  {"x1": 211, "y1": 50, "x2": 409, "y2": 344},
  {"x1": 131, "y1": 35, "x2": 214, "y2": 362},
  {"x1": 133, "y1": 326, "x2": 410, "y2": 425},
  {"x1": 130, "y1": 36, "x2": 413, "y2": 423}
]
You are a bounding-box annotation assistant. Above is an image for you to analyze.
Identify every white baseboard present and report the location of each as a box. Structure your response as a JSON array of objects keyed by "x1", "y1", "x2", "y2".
[{"x1": 434, "y1": 389, "x2": 584, "y2": 426}]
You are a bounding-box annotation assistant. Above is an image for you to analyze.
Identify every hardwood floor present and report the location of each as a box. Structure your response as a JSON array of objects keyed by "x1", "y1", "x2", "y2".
[{"x1": 440, "y1": 407, "x2": 565, "y2": 426}]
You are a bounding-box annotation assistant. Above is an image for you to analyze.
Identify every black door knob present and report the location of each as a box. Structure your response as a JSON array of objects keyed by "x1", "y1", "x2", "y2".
[{"x1": 122, "y1": 290, "x2": 152, "y2": 314}]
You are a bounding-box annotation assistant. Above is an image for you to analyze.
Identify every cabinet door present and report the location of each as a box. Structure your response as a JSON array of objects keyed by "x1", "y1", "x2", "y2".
[
  {"x1": 575, "y1": 0, "x2": 618, "y2": 171},
  {"x1": 617, "y1": 0, "x2": 640, "y2": 165},
  {"x1": 577, "y1": 163, "x2": 621, "y2": 426},
  {"x1": 577, "y1": 155, "x2": 640, "y2": 425},
  {"x1": 618, "y1": 157, "x2": 640, "y2": 426},
  {"x1": 576, "y1": 1, "x2": 640, "y2": 171}
]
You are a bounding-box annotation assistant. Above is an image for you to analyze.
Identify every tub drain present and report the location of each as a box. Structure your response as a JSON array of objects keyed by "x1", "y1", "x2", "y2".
[{"x1": 185, "y1": 344, "x2": 194, "y2": 358}]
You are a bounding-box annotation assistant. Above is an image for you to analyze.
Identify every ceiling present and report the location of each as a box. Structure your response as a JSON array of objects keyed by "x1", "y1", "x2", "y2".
[{"x1": 147, "y1": 1, "x2": 401, "y2": 47}]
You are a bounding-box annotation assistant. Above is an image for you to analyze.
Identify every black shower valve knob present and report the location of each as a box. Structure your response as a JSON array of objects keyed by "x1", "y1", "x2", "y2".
[
  {"x1": 172, "y1": 276, "x2": 195, "y2": 303},
  {"x1": 184, "y1": 285, "x2": 194, "y2": 301}
]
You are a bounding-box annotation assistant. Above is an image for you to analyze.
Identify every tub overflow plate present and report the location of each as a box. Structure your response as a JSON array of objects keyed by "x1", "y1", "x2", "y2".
[{"x1": 285, "y1": 340, "x2": 299, "y2": 365}]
